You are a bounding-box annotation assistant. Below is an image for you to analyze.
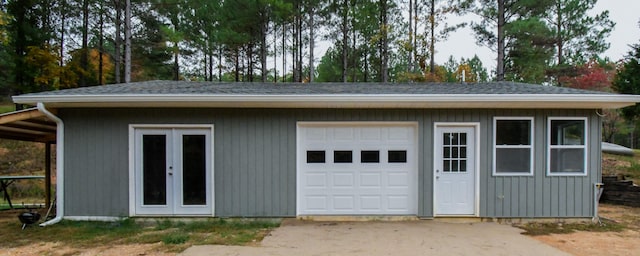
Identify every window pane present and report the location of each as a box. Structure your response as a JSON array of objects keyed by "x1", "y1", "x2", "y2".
[
  {"x1": 460, "y1": 160, "x2": 467, "y2": 172},
  {"x1": 460, "y1": 147, "x2": 467, "y2": 158},
  {"x1": 388, "y1": 151, "x2": 407, "y2": 163},
  {"x1": 307, "y1": 151, "x2": 326, "y2": 163},
  {"x1": 361, "y1": 151, "x2": 380, "y2": 163},
  {"x1": 444, "y1": 147, "x2": 450, "y2": 158},
  {"x1": 452, "y1": 133, "x2": 459, "y2": 145},
  {"x1": 334, "y1": 151, "x2": 353, "y2": 163},
  {"x1": 143, "y1": 135, "x2": 166, "y2": 205},
  {"x1": 551, "y1": 120, "x2": 585, "y2": 145},
  {"x1": 451, "y1": 160, "x2": 459, "y2": 172},
  {"x1": 443, "y1": 160, "x2": 450, "y2": 172},
  {"x1": 452, "y1": 147, "x2": 459, "y2": 158},
  {"x1": 459, "y1": 133, "x2": 466, "y2": 145},
  {"x1": 444, "y1": 133, "x2": 451, "y2": 145},
  {"x1": 182, "y1": 135, "x2": 206, "y2": 205},
  {"x1": 496, "y1": 148, "x2": 531, "y2": 173},
  {"x1": 550, "y1": 148, "x2": 585, "y2": 173},
  {"x1": 496, "y1": 120, "x2": 531, "y2": 145}
]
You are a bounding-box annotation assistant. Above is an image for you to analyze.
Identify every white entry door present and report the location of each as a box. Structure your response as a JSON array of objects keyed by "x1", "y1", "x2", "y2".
[
  {"x1": 434, "y1": 125, "x2": 477, "y2": 215},
  {"x1": 133, "y1": 127, "x2": 213, "y2": 216}
]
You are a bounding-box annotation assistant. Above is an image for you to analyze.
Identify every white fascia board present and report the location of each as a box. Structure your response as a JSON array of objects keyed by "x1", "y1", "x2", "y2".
[{"x1": 12, "y1": 93, "x2": 640, "y2": 109}]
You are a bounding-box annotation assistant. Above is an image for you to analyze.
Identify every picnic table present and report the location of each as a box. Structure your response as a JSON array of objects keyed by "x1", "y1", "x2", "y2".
[{"x1": 0, "y1": 175, "x2": 45, "y2": 209}]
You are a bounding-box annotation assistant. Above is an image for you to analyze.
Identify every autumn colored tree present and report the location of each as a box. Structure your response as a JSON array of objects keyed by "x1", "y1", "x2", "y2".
[
  {"x1": 24, "y1": 46, "x2": 77, "y2": 90},
  {"x1": 558, "y1": 59, "x2": 615, "y2": 92}
]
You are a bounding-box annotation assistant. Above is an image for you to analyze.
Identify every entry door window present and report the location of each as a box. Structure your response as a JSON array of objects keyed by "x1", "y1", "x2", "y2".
[
  {"x1": 134, "y1": 127, "x2": 213, "y2": 216},
  {"x1": 442, "y1": 132, "x2": 467, "y2": 173}
]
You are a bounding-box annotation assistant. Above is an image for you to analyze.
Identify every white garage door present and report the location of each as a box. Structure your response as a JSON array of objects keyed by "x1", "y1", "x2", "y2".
[{"x1": 297, "y1": 123, "x2": 418, "y2": 215}]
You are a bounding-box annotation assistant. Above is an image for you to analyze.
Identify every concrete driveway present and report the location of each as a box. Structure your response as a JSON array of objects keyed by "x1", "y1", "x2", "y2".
[{"x1": 180, "y1": 219, "x2": 569, "y2": 256}]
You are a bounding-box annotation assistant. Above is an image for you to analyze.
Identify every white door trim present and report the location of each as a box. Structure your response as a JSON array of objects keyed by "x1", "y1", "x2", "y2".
[
  {"x1": 432, "y1": 122, "x2": 480, "y2": 217},
  {"x1": 296, "y1": 121, "x2": 419, "y2": 216},
  {"x1": 128, "y1": 124, "x2": 215, "y2": 217}
]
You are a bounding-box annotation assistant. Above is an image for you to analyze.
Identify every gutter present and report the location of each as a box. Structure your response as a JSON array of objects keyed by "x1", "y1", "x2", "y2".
[{"x1": 37, "y1": 103, "x2": 64, "y2": 227}]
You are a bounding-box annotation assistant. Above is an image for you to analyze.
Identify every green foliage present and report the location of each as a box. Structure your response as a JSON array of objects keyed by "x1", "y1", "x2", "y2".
[
  {"x1": 162, "y1": 232, "x2": 189, "y2": 244},
  {"x1": 613, "y1": 43, "x2": 640, "y2": 121},
  {"x1": 504, "y1": 17, "x2": 555, "y2": 83},
  {"x1": 547, "y1": 0, "x2": 615, "y2": 65},
  {"x1": 316, "y1": 47, "x2": 343, "y2": 82}
]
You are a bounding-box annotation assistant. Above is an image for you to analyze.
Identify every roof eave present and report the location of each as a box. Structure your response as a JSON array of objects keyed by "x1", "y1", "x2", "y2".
[{"x1": 12, "y1": 94, "x2": 640, "y2": 109}]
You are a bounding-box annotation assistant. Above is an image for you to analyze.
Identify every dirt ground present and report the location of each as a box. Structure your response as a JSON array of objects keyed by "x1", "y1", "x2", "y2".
[
  {"x1": 1, "y1": 204, "x2": 639, "y2": 255},
  {"x1": 531, "y1": 204, "x2": 640, "y2": 256}
]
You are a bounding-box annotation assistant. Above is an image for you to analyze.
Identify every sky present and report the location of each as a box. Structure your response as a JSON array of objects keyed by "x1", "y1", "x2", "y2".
[{"x1": 430, "y1": 1, "x2": 640, "y2": 73}]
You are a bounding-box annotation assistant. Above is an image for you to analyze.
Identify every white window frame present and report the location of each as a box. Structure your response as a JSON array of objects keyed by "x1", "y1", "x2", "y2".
[
  {"x1": 547, "y1": 117, "x2": 588, "y2": 176},
  {"x1": 492, "y1": 117, "x2": 534, "y2": 176}
]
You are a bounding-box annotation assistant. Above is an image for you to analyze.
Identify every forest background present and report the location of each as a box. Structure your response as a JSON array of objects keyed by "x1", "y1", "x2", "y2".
[{"x1": 1, "y1": 0, "x2": 640, "y2": 147}]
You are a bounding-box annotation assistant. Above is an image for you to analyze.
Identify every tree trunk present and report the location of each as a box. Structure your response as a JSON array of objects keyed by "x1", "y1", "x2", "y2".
[
  {"x1": 125, "y1": 0, "x2": 132, "y2": 83},
  {"x1": 173, "y1": 42, "x2": 179, "y2": 80},
  {"x1": 292, "y1": 15, "x2": 298, "y2": 83},
  {"x1": 59, "y1": 2, "x2": 66, "y2": 67},
  {"x1": 282, "y1": 23, "x2": 286, "y2": 82},
  {"x1": 218, "y1": 46, "x2": 223, "y2": 82},
  {"x1": 309, "y1": 6, "x2": 315, "y2": 83},
  {"x1": 408, "y1": 0, "x2": 413, "y2": 73},
  {"x1": 98, "y1": 3, "x2": 104, "y2": 85},
  {"x1": 209, "y1": 49, "x2": 214, "y2": 81},
  {"x1": 80, "y1": 0, "x2": 89, "y2": 87},
  {"x1": 248, "y1": 44, "x2": 254, "y2": 82},
  {"x1": 341, "y1": 0, "x2": 348, "y2": 82},
  {"x1": 556, "y1": 1, "x2": 563, "y2": 65},
  {"x1": 381, "y1": 0, "x2": 389, "y2": 82},
  {"x1": 496, "y1": 0, "x2": 505, "y2": 81},
  {"x1": 296, "y1": 4, "x2": 303, "y2": 82},
  {"x1": 429, "y1": 0, "x2": 435, "y2": 74},
  {"x1": 261, "y1": 19, "x2": 268, "y2": 82},
  {"x1": 234, "y1": 48, "x2": 240, "y2": 82},
  {"x1": 413, "y1": 0, "x2": 418, "y2": 72},
  {"x1": 114, "y1": 0, "x2": 121, "y2": 83}
]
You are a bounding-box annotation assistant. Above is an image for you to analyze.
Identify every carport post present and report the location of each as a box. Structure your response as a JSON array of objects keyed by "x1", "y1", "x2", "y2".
[{"x1": 45, "y1": 142, "x2": 51, "y2": 209}]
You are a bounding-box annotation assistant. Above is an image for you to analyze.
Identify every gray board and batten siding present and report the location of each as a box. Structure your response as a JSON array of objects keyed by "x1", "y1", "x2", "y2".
[{"x1": 60, "y1": 107, "x2": 600, "y2": 218}]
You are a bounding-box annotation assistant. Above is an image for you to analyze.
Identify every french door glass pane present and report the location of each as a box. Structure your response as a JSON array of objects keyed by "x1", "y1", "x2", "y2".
[
  {"x1": 182, "y1": 135, "x2": 207, "y2": 205},
  {"x1": 143, "y1": 135, "x2": 167, "y2": 205}
]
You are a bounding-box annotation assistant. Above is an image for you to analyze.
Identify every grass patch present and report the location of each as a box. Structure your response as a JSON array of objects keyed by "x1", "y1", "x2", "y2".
[
  {"x1": 517, "y1": 219, "x2": 626, "y2": 236},
  {"x1": 0, "y1": 214, "x2": 280, "y2": 253},
  {"x1": 0, "y1": 104, "x2": 15, "y2": 114}
]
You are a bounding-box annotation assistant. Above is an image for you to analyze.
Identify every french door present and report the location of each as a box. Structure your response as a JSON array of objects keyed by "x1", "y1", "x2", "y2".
[{"x1": 133, "y1": 127, "x2": 213, "y2": 216}]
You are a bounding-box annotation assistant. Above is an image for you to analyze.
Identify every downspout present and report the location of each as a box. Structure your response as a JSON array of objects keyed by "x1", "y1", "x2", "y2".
[{"x1": 37, "y1": 103, "x2": 64, "y2": 227}]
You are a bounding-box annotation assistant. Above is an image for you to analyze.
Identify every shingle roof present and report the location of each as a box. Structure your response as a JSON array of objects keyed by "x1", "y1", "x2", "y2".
[
  {"x1": 16, "y1": 80, "x2": 613, "y2": 96},
  {"x1": 12, "y1": 80, "x2": 640, "y2": 109}
]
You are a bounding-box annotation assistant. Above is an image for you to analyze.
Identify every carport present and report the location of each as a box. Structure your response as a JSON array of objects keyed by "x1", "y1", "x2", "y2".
[{"x1": 0, "y1": 108, "x2": 57, "y2": 209}]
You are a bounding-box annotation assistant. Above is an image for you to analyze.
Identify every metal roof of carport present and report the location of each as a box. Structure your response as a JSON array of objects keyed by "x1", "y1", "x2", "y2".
[{"x1": 0, "y1": 108, "x2": 57, "y2": 143}]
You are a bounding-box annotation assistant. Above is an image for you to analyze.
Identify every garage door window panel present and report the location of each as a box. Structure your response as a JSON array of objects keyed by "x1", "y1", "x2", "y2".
[
  {"x1": 307, "y1": 151, "x2": 326, "y2": 163},
  {"x1": 388, "y1": 151, "x2": 407, "y2": 163},
  {"x1": 361, "y1": 151, "x2": 380, "y2": 163},
  {"x1": 493, "y1": 117, "x2": 534, "y2": 176},
  {"x1": 334, "y1": 151, "x2": 353, "y2": 163}
]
